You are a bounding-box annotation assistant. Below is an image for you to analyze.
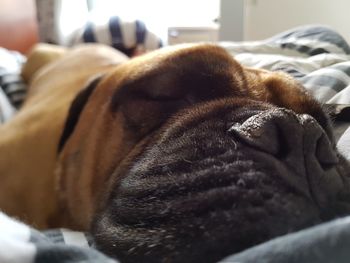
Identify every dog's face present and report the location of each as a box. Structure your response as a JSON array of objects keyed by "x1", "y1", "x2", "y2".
[{"x1": 57, "y1": 44, "x2": 350, "y2": 262}]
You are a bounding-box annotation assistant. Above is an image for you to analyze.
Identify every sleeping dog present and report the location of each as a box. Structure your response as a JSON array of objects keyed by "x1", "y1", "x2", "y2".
[{"x1": 1, "y1": 43, "x2": 350, "y2": 262}]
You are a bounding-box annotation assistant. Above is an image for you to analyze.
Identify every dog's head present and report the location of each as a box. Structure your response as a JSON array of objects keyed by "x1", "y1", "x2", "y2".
[{"x1": 57, "y1": 44, "x2": 350, "y2": 262}]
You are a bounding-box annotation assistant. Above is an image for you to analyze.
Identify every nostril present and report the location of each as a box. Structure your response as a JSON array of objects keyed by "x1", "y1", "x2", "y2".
[
  {"x1": 318, "y1": 162, "x2": 335, "y2": 171},
  {"x1": 227, "y1": 108, "x2": 306, "y2": 158},
  {"x1": 228, "y1": 115, "x2": 281, "y2": 156},
  {"x1": 315, "y1": 134, "x2": 339, "y2": 170},
  {"x1": 228, "y1": 108, "x2": 339, "y2": 166},
  {"x1": 300, "y1": 113, "x2": 339, "y2": 170},
  {"x1": 228, "y1": 110, "x2": 296, "y2": 157}
]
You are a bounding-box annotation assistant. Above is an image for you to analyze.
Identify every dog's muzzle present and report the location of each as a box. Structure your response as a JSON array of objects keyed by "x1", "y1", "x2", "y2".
[
  {"x1": 229, "y1": 108, "x2": 347, "y2": 210},
  {"x1": 92, "y1": 103, "x2": 350, "y2": 263}
]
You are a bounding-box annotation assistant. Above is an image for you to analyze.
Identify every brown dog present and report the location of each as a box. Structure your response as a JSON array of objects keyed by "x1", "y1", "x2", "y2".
[{"x1": 1, "y1": 43, "x2": 350, "y2": 262}]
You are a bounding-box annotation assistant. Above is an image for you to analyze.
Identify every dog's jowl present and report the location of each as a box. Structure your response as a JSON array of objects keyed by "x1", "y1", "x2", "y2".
[{"x1": 1, "y1": 43, "x2": 350, "y2": 262}]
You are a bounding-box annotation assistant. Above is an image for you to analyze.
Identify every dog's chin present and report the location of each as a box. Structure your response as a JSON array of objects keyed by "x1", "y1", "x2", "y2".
[{"x1": 91, "y1": 101, "x2": 349, "y2": 263}]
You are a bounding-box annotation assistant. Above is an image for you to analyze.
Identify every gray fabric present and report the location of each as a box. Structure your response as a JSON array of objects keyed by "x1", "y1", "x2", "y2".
[
  {"x1": 0, "y1": 212, "x2": 117, "y2": 263},
  {"x1": 35, "y1": 245, "x2": 116, "y2": 263},
  {"x1": 267, "y1": 25, "x2": 350, "y2": 55},
  {"x1": 221, "y1": 216, "x2": 350, "y2": 263},
  {"x1": 301, "y1": 75, "x2": 347, "y2": 92}
]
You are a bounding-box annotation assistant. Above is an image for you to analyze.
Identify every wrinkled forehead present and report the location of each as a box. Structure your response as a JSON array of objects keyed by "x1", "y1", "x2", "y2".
[
  {"x1": 82, "y1": 43, "x2": 329, "y2": 143},
  {"x1": 156, "y1": 98, "x2": 274, "y2": 141},
  {"x1": 103, "y1": 44, "x2": 242, "y2": 84}
]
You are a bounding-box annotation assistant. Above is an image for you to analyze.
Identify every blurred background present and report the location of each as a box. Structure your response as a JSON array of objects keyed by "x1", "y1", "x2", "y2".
[{"x1": 0, "y1": 0, "x2": 350, "y2": 54}]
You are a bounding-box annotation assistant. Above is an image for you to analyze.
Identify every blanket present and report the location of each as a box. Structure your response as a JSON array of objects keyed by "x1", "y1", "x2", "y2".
[
  {"x1": 0, "y1": 212, "x2": 117, "y2": 263},
  {"x1": 221, "y1": 216, "x2": 350, "y2": 263},
  {"x1": 221, "y1": 25, "x2": 350, "y2": 105}
]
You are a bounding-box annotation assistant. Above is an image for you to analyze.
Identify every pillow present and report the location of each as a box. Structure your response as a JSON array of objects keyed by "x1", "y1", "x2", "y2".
[{"x1": 70, "y1": 16, "x2": 163, "y2": 57}]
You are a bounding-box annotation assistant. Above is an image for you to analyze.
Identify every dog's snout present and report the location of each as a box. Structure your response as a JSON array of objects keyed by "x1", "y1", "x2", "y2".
[
  {"x1": 299, "y1": 114, "x2": 338, "y2": 168},
  {"x1": 229, "y1": 108, "x2": 338, "y2": 170}
]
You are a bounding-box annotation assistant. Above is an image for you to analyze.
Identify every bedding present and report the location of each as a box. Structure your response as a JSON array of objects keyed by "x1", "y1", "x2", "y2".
[
  {"x1": 0, "y1": 88, "x2": 15, "y2": 123},
  {"x1": 221, "y1": 25, "x2": 350, "y2": 104},
  {"x1": 2, "y1": 25, "x2": 350, "y2": 262},
  {"x1": 221, "y1": 215, "x2": 350, "y2": 263},
  {"x1": 3, "y1": 212, "x2": 350, "y2": 263},
  {"x1": 0, "y1": 212, "x2": 116, "y2": 263},
  {"x1": 0, "y1": 47, "x2": 26, "y2": 123},
  {"x1": 70, "y1": 16, "x2": 163, "y2": 57}
]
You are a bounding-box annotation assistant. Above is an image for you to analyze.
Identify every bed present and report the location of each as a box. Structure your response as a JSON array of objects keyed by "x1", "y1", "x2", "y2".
[{"x1": 1, "y1": 25, "x2": 350, "y2": 263}]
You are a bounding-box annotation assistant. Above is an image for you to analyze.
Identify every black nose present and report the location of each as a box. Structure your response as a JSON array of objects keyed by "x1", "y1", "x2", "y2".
[
  {"x1": 229, "y1": 108, "x2": 337, "y2": 168},
  {"x1": 229, "y1": 108, "x2": 344, "y2": 208}
]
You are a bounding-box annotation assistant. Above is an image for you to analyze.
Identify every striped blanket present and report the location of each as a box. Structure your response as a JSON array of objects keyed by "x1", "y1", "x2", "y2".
[
  {"x1": 221, "y1": 25, "x2": 350, "y2": 104},
  {"x1": 0, "y1": 48, "x2": 26, "y2": 123},
  {"x1": 2, "y1": 25, "x2": 350, "y2": 262}
]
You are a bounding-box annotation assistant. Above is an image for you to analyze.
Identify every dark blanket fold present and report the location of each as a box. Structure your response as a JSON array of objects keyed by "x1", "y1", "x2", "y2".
[{"x1": 221, "y1": 216, "x2": 350, "y2": 263}]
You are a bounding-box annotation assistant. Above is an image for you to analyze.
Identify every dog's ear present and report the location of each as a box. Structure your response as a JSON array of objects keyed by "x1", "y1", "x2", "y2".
[
  {"x1": 259, "y1": 71, "x2": 333, "y2": 139},
  {"x1": 58, "y1": 75, "x2": 103, "y2": 152},
  {"x1": 110, "y1": 44, "x2": 246, "y2": 137},
  {"x1": 22, "y1": 43, "x2": 67, "y2": 84}
]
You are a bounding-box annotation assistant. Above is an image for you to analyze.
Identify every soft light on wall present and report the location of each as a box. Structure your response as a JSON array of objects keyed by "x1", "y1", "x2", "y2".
[{"x1": 88, "y1": 0, "x2": 220, "y2": 40}]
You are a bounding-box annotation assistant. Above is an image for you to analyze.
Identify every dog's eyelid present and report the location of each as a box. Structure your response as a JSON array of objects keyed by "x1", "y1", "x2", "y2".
[{"x1": 142, "y1": 92, "x2": 183, "y2": 101}]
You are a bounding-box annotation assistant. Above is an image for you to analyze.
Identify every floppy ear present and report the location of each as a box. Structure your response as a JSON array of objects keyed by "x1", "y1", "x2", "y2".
[
  {"x1": 22, "y1": 43, "x2": 67, "y2": 84},
  {"x1": 260, "y1": 72, "x2": 333, "y2": 140},
  {"x1": 58, "y1": 75, "x2": 103, "y2": 152}
]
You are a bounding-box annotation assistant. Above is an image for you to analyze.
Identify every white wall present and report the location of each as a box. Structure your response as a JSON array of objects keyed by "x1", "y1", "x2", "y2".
[
  {"x1": 90, "y1": 0, "x2": 220, "y2": 42},
  {"x1": 219, "y1": 0, "x2": 244, "y2": 41},
  {"x1": 244, "y1": 0, "x2": 350, "y2": 43}
]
